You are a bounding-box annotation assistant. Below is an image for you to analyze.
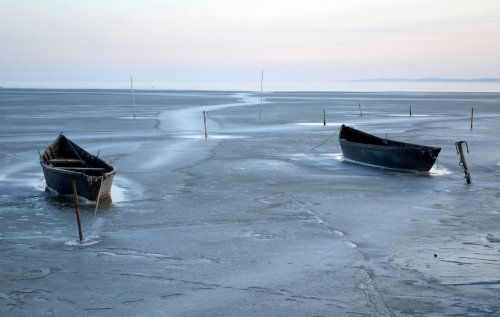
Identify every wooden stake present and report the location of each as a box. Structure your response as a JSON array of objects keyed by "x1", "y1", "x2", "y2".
[
  {"x1": 358, "y1": 103, "x2": 363, "y2": 116},
  {"x1": 72, "y1": 180, "x2": 84, "y2": 242},
  {"x1": 470, "y1": 107, "x2": 474, "y2": 129},
  {"x1": 131, "y1": 76, "x2": 136, "y2": 120},
  {"x1": 410, "y1": 105, "x2": 412, "y2": 117},
  {"x1": 259, "y1": 69, "x2": 263, "y2": 119},
  {"x1": 203, "y1": 111, "x2": 208, "y2": 139},
  {"x1": 455, "y1": 141, "x2": 472, "y2": 184},
  {"x1": 323, "y1": 110, "x2": 326, "y2": 126}
]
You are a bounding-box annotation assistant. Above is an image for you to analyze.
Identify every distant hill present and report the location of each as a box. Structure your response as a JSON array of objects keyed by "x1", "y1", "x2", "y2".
[{"x1": 354, "y1": 78, "x2": 500, "y2": 83}]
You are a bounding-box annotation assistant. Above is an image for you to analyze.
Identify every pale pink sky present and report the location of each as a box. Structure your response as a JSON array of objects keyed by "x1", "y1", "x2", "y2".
[{"x1": 1, "y1": 0, "x2": 500, "y2": 88}]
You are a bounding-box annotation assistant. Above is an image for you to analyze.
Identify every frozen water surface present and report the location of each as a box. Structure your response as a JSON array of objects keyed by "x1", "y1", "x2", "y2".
[{"x1": 0, "y1": 89, "x2": 499, "y2": 316}]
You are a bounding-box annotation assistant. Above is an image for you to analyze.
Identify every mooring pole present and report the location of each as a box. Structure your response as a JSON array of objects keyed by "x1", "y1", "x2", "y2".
[
  {"x1": 203, "y1": 110, "x2": 208, "y2": 139},
  {"x1": 455, "y1": 141, "x2": 472, "y2": 184},
  {"x1": 131, "y1": 76, "x2": 136, "y2": 120},
  {"x1": 259, "y1": 69, "x2": 263, "y2": 119},
  {"x1": 410, "y1": 105, "x2": 412, "y2": 117},
  {"x1": 72, "y1": 180, "x2": 84, "y2": 241},
  {"x1": 323, "y1": 110, "x2": 326, "y2": 126},
  {"x1": 358, "y1": 103, "x2": 362, "y2": 116},
  {"x1": 470, "y1": 107, "x2": 474, "y2": 129}
]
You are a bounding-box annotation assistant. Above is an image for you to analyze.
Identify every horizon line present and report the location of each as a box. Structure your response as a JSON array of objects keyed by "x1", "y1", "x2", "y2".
[{"x1": 1, "y1": 79, "x2": 500, "y2": 93}]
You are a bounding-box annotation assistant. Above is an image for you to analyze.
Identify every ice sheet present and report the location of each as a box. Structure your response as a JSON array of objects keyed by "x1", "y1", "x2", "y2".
[{"x1": 0, "y1": 89, "x2": 499, "y2": 316}]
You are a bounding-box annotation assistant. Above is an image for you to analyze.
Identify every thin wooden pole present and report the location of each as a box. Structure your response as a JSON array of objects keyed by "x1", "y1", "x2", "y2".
[
  {"x1": 203, "y1": 111, "x2": 208, "y2": 139},
  {"x1": 131, "y1": 76, "x2": 136, "y2": 120},
  {"x1": 455, "y1": 141, "x2": 472, "y2": 184},
  {"x1": 358, "y1": 103, "x2": 363, "y2": 116},
  {"x1": 72, "y1": 180, "x2": 83, "y2": 242},
  {"x1": 470, "y1": 107, "x2": 474, "y2": 129},
  {"x1": 323, "y1": 110, "x2": 326, "y2": 126},
  {"x1": 259, "y1": 69, "x2": 263, "y2": 119},
  {"x1": 410, "y1": 105, "x2": 412, "y2": 117}
]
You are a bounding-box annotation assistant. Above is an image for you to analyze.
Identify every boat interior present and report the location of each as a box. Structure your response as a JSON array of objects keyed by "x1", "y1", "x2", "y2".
[
  {"x1": 41, "y1": 136, "x2": 110, "y2": 177},
  {"x1": 340, "y1": 125, "x2": 388, "y2": 146}
]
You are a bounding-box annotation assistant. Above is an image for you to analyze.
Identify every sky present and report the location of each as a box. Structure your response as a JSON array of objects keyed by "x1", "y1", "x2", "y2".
[{"x1": 1, "y1": 0, "x2": 500, "y2": 89}]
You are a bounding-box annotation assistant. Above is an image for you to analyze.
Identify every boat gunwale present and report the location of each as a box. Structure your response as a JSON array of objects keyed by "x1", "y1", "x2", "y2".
[
  {"x1": 339, "y1": 124, "x2": 441, "y2": 152},
  {"x1": 41, "y1": 162, "x2": 116, "y2": 178},
  {"x1": 339, "y1": 138, "x2": 431, "y2": 153}
]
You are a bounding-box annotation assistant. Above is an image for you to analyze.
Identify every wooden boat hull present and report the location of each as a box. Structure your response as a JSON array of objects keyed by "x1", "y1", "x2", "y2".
[
  {"x1": 40, "y1": 134, "x2": 116, "y2": 201},
  {"x1": 339, "y1": 125, "x2": 440, "y2": 172},
  {"x1": 41, "y1": 165, "x2": 114, "y2": 201}
]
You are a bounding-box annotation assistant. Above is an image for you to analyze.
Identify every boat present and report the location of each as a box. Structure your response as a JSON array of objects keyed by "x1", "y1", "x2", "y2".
[
  {"x1": 338, "y1": 124, "x2": 441, "y2": 172},
  {"x1": 40, "y1": 134, "x2": 116, "y2": 201}
]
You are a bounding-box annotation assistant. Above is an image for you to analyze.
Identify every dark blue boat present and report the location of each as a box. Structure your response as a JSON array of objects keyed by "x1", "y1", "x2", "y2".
[
  {"x1": 339, "y1": 125, "x2": 441, "y2": 172},
  {"x1": 40, "y1": 134, "x2": 116, "y2": 201}
]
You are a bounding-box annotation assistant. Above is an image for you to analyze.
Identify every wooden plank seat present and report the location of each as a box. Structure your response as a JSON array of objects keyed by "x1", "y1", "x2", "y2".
[
  {"x1": 56, "y1": 167, "x2": 106, "y2": 171},
  {"x1": 49, "y1": 158, "x2": 82, "y2": 164}
]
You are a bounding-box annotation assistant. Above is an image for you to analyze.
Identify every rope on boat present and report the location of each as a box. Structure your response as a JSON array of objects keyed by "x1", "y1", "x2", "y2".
[
  {"x1": 434, "y1": 158, "x2": 448, "y2": 176},
  {"x1": 435, "y1": 158, "x2": 472, "y2": 184},
  {"x1": 311, "y1": 131, "x2": 338, "y2": 150},
  {"x1": 88, "y1": 176, "x2": 103, "y2": 236},
  {"x1": 66, "y1": 138, "x2": 86, "y2": 167}
]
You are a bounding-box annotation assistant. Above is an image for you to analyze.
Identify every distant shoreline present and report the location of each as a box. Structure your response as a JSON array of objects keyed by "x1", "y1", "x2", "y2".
[
  {"x1": 1, "y1": 79, "x2": 500, "y2": 93},
  {"x1": 354, "y1": 78, "x2": 500, "y2": 83}
]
